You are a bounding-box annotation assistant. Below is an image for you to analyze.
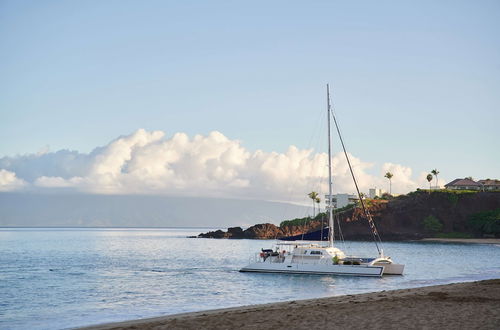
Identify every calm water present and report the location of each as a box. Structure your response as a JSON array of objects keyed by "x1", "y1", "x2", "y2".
[{"x1": 1, "y1": 228, "x2": 499, "y2": 329}]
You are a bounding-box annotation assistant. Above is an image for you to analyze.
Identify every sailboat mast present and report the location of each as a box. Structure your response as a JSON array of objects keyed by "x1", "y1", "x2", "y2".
[{"x1": 327, "y1": 84, "x2": 335, "y2": 247}]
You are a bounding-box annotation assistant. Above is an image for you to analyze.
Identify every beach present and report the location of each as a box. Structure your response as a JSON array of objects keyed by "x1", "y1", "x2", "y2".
[
  {"x1": 83, "y1": 279, "x2": 500, "y2": 330},
  {"x1": 419, "y1": 238, "x2": 500, "y2": 244}
]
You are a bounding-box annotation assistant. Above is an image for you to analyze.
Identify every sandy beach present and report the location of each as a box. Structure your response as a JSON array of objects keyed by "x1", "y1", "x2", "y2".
[
  {"x1": 83, "y1": 279, "x2": 500, "y2": 330},
  {"x1": 419, "y1": 238, "x2": 500, "y2": 244}
]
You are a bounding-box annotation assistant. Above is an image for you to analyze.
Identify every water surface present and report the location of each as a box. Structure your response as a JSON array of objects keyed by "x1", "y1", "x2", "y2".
[{"x1": 1, "y1": 228, "x2": 499, "y2": 329}]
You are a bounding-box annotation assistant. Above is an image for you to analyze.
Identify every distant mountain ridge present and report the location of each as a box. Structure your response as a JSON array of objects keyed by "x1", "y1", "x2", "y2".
[{"x1": 0, "y1": 193, "x2": 306, "y2": 228}]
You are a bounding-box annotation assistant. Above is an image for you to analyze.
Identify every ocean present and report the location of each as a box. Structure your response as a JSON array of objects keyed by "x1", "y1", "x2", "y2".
[{"x1": 1, "y1": 228, "x2": 499, "y2": 329}]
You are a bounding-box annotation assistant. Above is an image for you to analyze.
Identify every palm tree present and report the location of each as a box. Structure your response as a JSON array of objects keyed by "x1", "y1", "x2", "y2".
[
  {"x1": 426, "y1": 174, "x2": 433, "y2": 193},
  {"x1": 431, "y1": 169, "x2": 440, "y2": 189},
  {"x1": 308, "y1": 191, "x2": 319, "y2": 217},
  {"x1": 384, "y1": 172, "x2": 393, "y2": 195},
  {"x1": 315, "y1": 197, "x2": 321, "y2": 214}
]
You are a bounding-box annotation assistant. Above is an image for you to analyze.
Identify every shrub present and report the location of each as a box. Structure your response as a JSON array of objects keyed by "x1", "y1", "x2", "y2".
[
  {"x1": 468, "y1": 209, "x2": 500, "y2": 236},
  {"x1": 280, "y1": 216, "x2": 315, "y2": 228},
  {"x1": 422, "y1": 215, "x2": 443, "y2": 233},
  {"x1": 380, "y1": 193, "x2": 393, "y2": 200}
]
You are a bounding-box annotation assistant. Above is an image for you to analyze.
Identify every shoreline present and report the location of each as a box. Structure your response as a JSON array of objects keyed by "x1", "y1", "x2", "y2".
[
  {"x1": 82, "y1": 279, "x2": 500, "y2": 330},
  {"x1": 418, "y1": 238, "x2": 500, "y2": 244}
]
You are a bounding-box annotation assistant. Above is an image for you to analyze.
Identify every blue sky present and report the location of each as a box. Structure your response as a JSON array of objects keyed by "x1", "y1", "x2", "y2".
[{"x1": 1, "y1": 0, "x2": 499, "y2": 195}]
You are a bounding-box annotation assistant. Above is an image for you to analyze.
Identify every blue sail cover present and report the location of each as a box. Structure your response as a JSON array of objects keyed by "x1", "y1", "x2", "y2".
[{"x1": 279, "y1": 227, "x2": 330, "y2": 241}]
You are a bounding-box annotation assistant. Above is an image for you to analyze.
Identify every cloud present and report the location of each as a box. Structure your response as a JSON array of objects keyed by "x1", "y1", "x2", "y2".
[
  {"x1": 380, "y1": 162, "x2": 417, "y2": 193},
  {"x1": 0, "y1": 129, "x2": 425, "y2": 202},
  {"x1": 0, "y1": 169, "x2": 27, "y2": 191},
  {"x1": 34, "y1": 176, "x2": 84, "y2": 188}
]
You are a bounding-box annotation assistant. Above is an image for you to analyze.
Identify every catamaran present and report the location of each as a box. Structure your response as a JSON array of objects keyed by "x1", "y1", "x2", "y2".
[{"x1": 240, "y1": 85, "x2": 404, "y2": 277}]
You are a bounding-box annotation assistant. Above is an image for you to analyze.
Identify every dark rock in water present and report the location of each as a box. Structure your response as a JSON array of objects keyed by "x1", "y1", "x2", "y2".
[
  {"x1": 198, "y1": 229, "x2": 227, "y2": 239},
  {"x1": 243, "y1": 223, "x2": 282, "y2": 239},
  {"x1": 198, "y1": 222, "x2": 316, "y2": 239},
  {"x1": 227, "y1": 227, "x2": 244, "y2": 238},
  {"x1": 198, "y1": 224, "x2": 282, "y2": 239}
]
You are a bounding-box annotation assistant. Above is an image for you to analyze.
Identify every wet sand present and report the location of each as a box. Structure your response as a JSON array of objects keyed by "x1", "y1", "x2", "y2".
[{"x1": 82, "y1": 279, "x2": 500, "y2": 330}]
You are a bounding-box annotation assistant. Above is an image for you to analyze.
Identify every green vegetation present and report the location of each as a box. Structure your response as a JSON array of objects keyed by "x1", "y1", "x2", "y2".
[
  {"x1": 380, "y1": 192, "x2": 393, "y2": 200},
  {"x1": 422, "y1": 215, "x2": 443, "y2": 233},
  {"x1": 441, "y1": 190, "x2": 479, "y2": 195},
  {"x1": 426, "y1": 174, "x2": 433, "y2": 193},
  {"x1": 408, "y1": 189, "x2": 480, "y2": 203},
  {"x1": 468, "y1": 209, "x2": 500, "y2": 236},
  {"x1": 435, "y1": 232, "x2": 473, "y2": 239},
  {"x1": 308, "y1": 191, "x2": 319, "y2": 217},
  {"x1": 280, "y1": 215, "x2": 318, "y2": 228},
  {"x1": 279, "y1": 204, "x2": 355, "y2": 228},
  {"x1": 431, "y1": 169, "x2": 440, "y2": 188}
]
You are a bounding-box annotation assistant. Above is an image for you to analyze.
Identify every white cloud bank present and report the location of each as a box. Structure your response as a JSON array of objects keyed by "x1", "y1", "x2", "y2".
[{"x1": 0, "y1": 129, "x2": 438, "y2": 203}]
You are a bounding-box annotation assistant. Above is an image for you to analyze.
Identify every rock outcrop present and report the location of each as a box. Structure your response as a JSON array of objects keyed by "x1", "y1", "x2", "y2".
[{"x1": 198, "y1": 191, "x2": 500, "y2": 240}]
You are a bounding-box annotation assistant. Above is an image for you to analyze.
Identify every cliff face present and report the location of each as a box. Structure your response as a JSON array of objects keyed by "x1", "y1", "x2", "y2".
[
  {"x1": 198, "y1": 191, "x2": 500, "y2": 240},
  {"x1": 362, "y1": 191, "x2": 500, "y2": 240}
]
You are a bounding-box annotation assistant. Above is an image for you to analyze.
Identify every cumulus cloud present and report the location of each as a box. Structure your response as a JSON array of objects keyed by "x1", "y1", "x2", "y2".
[
  {"x1": 381, "y1": 162, "x2": 417, "y2": 193},
  {"x1": 0, "y1": 129, "x2": 426, "y2": 202},
  {"x1": 0, "y1": 169, "x2": 27, "y2": 191}
]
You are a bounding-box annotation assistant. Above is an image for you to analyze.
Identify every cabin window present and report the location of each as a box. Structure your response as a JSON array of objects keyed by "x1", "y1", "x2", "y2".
[{"x1": 310, "y1": 251, "x2": 322, "y2": 255}]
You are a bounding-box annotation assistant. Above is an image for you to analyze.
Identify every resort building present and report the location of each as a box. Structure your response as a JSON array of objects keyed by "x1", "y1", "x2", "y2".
[
  {"x1": 444, "y1": 178, "x2": 482, "y2": 190},
  {"x1": 477, "y1": 179, "x2": 500, "y2": 191},
  {"x1": 325, "y1": 193, "x2": 359, "y2": 209},
  {"x1": 369, "y1": 188, "x2": 383, "y2": 199}
]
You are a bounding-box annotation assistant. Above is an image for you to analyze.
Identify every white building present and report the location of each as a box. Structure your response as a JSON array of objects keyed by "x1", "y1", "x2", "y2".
[
  {"x1": 369, "y1": 188, "x2": 383, "y2": 199},
  {"x1": 325, "y1": 193, "x2": 359, "y2": 209}
]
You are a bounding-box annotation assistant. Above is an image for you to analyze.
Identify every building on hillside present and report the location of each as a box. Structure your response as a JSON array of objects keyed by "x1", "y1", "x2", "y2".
[
  {"x1": 444, "y1": 178, "x2": 482, "y2": 190},
  {"x1": 477, "y1": 179, "x2": 500, "y2": 191},
  {"x1": 369, "y1": 188, "x2": 383, "y2": 199},
  {"x1": 325, "y1": 193, "x2": 359, "y2": 209}
]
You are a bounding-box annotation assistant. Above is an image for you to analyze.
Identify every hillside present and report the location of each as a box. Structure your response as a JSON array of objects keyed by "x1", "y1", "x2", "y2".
[{"x1": 198, "y1": 190, "x2": 500, "y2": 240}]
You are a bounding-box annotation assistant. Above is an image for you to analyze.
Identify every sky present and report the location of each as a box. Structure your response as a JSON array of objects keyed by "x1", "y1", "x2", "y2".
[{"x1": 1, "y1": 0, "x2": 499, "y2": 205}]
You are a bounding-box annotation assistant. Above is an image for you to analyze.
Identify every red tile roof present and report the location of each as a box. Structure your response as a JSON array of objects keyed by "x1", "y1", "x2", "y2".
[
  {"x1": 445, "y1": 178, "x2": 481, "y2": 187},
  {"x1": 478, "y1": 179, "x2": 500, "y2": 186}
]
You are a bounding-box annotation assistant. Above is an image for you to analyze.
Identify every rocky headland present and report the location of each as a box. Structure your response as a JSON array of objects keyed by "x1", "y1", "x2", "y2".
[{"x1": 198, "y1": 190, "x2": 500, "y2": 240}]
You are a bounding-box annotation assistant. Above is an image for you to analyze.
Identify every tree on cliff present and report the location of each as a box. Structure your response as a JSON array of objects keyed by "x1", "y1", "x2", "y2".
[
  {"x1": 384, "y1": 172, "x2": 394, "y2": 195},
  {"x1": 468, "y1": 209, "x2": 500, "y2": 237},
  {"x1": 431, "y1": 169, "x2": 440, "y2": 188},
  {"x1": 426, "y1": 174, "x2": 433, "y2": 193},
  {"x1": 315, "y1": 197, "x2": 321, "y2": 214},
  {"x1": 308, "y1": 191, "x2": 319, "y2": 217}
]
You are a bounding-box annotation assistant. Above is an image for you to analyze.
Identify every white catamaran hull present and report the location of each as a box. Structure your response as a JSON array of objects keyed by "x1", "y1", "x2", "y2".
[
  {"x1": 240, "y1": 262, "x2": 384, "y2": 277},
  {"x1": 373, "y1": 262, "x2": 404, "y2": 275}
]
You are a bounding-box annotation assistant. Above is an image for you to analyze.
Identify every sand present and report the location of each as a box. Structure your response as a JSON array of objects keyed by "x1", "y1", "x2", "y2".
[
  {"x1": 419, "y1": 238, "x2": 500, "y2": 244},
  {"x1": 82, "y1": 279, "x2": 500, "y2": 330}
]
